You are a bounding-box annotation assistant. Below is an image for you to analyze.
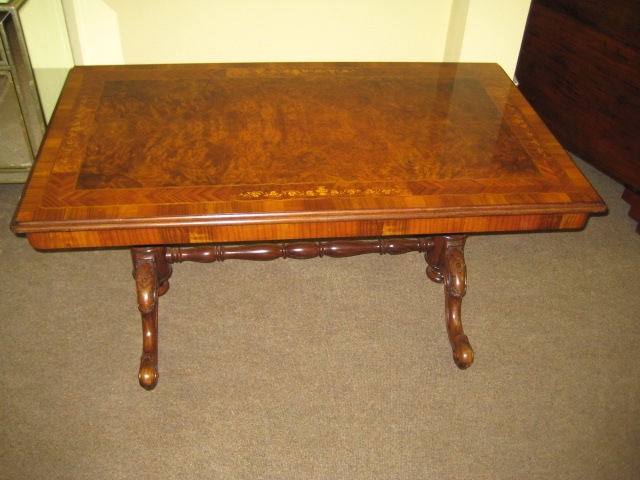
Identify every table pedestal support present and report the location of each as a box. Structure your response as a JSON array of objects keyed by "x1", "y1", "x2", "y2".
[
  {"x1": 425, "y1": 235, "x2": 473, "y2": 369},
  {"x1": 130, "y1": 235, "x2": 472, "y2": 390},
  {"x1": 131, "y1": 246, "x2": 172, "y2": 390}
]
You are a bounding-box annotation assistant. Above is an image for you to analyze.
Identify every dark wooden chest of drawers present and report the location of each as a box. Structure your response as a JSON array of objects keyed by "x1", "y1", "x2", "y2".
[{"x1": 515, "y1": 0, "x2": 640, "y2": 232}]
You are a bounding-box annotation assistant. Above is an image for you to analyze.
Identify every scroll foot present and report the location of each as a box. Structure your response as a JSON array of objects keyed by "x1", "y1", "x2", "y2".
[
  {"x1": 138, "y1": 354, "x2": 158, "y2": 390},
  {"x1": 451, "y1": 334, "x2": 473, "y2": 369},
  {"x1": 131, "y1": 246, "x2": 172, "y2": 390},
  {"x1": 425, "y1": 235, "x2": 474, "y2": 369}
]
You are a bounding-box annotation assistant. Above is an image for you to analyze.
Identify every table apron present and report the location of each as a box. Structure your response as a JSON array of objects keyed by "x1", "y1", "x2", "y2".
[{"x1": 25, "y1": 213, "x2": 589, "y2": 250}]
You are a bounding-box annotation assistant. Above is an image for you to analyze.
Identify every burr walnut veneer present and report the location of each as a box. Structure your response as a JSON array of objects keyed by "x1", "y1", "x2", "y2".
[{"x1": 11, "y1": 63, "x2": 606, "y2": 390}]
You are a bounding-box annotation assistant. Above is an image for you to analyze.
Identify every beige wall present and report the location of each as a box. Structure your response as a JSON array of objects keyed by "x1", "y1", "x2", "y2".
[
  {"x1": 114, "y1": 0, "x2": 452, "y2": 65},
  {"x1": 63, "y1": 0, "x2": 531, "y2": 74},
  {"x1": 20, "y1": 0, "x2": 74, "y2": 120},
  {"x1": 459, "y1": 0, "x2": 532, "y2": 75},
  {"x1": 23, "y1": 0, "x2": 531, "y2": 120}
]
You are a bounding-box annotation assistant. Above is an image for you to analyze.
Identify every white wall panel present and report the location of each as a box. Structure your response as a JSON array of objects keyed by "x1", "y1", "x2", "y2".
[
  {"x1": 459, "y1": 0, "x2": 531, "y2": 77},
  {"x1": 60, "y1": 0, "x2": 532, "y2": 76},
  {"x1": 85, "y1": 0, "x2": 453, "y2": 64}
]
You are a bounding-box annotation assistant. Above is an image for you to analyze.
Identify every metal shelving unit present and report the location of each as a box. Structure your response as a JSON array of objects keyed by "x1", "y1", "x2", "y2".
[{"x1": 0, "y1": 0, "x2": 45, "y2": 183}]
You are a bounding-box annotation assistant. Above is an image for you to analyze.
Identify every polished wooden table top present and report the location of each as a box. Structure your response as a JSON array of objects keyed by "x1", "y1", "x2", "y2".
[{"x1": 12, "y1": 62, "x2": 606, "y2": 249}]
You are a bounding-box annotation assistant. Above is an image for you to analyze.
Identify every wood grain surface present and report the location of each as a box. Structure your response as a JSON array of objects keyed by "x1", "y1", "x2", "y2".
[
  {"x1": 515, "y1": 0, "x2": 638, "y2": 231},
  {"x1": 11, "y1": 63, "x2": 606, "y2": 249}
]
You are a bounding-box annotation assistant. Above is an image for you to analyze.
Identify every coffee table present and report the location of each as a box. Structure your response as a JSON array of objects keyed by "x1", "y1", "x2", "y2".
[{"x1": 11, "y1": 63, "x2": 606, "y2": 390}]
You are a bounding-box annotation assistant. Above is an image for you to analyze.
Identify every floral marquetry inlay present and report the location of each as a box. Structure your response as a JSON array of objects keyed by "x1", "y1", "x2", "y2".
[{"x1": 237, "y1": 185, "x2": 408, "y2": 200}]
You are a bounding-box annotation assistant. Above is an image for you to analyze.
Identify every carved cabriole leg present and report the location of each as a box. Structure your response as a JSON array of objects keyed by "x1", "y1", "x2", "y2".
[
  {"x1": 131, "y1": 246, "x2": 172, "y2": 390},
  {"x1": 425, "y1": 235, "x2": 474, "y2": 369}
]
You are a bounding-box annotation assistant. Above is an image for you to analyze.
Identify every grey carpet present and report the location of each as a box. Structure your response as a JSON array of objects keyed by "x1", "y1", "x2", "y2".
[{"x1": 1, "y1": 157, "x2": 638, "y2": 479}]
